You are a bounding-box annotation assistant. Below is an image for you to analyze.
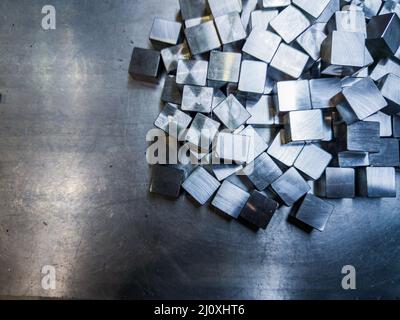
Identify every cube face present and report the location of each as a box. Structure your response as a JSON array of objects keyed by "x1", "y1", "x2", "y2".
[
  {"x1": 129, "y1": 47, "x2": 161, "y2": 81},
  {"x1": 293, "y1": 0, "x2": 330, "y2": 18},
  {"x1": 294, "y1": 193, "x2": 334, "y2": 232},
  {"x1": 294, "y1": 144, "x2": 332, "y2": 180},
  {"x1": 276, "y1": 80, "x2": 312, "y2": 112},
  {"x1": 208, "y1": 0, "x2": 242, "y2": 17},
  {"x1": 182, "y1": 167, "x2": 221, "y2": 205},
  {"x1": 215, "y1": 12, "x2": 247, "y2": 45},
  {"x1": 250, "y1": 10, "x2": 278, "y2": 30},
  {"x1": 270, "y1": 43, "x2": 309, "y2": 80},
  {"x1": 338, "y1": 152, "x2": 370, "y2": 168},
  {"x1": 154, "y1": 103, "x2": 192, "y2": 137},
  {"x1": 238, "y1": 60, "x2": 267, "y2": 94},
  {"x1": 212, "y1": 163, "x2": 243, "y2": 181},
  {"x1": 267, "y1": 130, "x2": 305, "y2": 167},
  {"x1": 179, "y1": 0, "x2": 210, "y2": 20},
  {"x1": 270, "y1": 5, "x2": 310, "y2": 44},
  {"x1": 212, "y1": 181, "x2": 250, "y2": 218},
  {"x1": 207, "y1": 51, "x2": 241, "y2": 83},
  {"x1": 150, "y1": 165, "x2": 185, "y2": 198},
  {"x1": 239, "y1": 191, "x2": 279, "y2": 230},
  {"x1": 242, "y1": 152, "x2": 283, "y2": 191},
  {"x1": 271, "y1": 168, "x2": 311, "y2": 207},
  {"x1": 213, "y1": 95, "x2": 251, "y2": 130},
  {"x1": 325, "y1": 167, "x2": 355, "y2": 198},
  {"x1": 296, "y1": 24, "x2": 327, "y2": 61},
  {"x1": 367, "y1": 13, "x2": 400, "y2": 57},
  {"x1": 185, "y1": 113, "x2": 220, "y2": 150},
  {"x1": 260, "y1": 0, "x2": 291, "y2": 8},
  {"x1": 380, "y1": 74, "x2": 400, "y2": 113},
  {"x1": 243, "y1": 29, "x2": 281, "y2": 63},
  {"x1": 370, "y1": 57, "x2": 400, "y2": 81},
  {"x1": 161, "y1": 43, "x2": 191, "y2": 73},
  {"x1": 285, "y1": 110, "x2": 325, "y2": 142},
  {"x1": 342, "y1": 78, "x2": 387, "y2": 120},
  {"x1": 358, "y1": 167, "x2": 397, "y2": 198},
  {"x1": 364, "y1": 112, "x2": 392, "y2": 137},
  {"x1": 185, "y1": 21, "x2": 221, "y2": 55},
  {"x1": 176, "y1": 59, "x2": 208, "y2": 86},
  {"x1": 309, "y1": 78, "x2": 341, "y2": 109},
  {"x1": 161, "y1": 76, "x2": 182, "y2": 105},
  {"x1": 181, "y1": 85, "x2": 214, "y2": 113},
  {"x1": 246, "y1": 95, "x2": 275, "y2": 126},
  {"x1": 333, "y1": 11, "x2": 367, "y2": 36},
  {"x1": 149, "y1": 18, "x2": 182, "y2": 46},
  {"x1": 346, "y1": 121, "x2": 381, "y2": 152},
  {"x1": 369, "y1": 139, "x2": 400, "y2": 167},
  {"x1": 215, "y1": 132, "x2": 251, "y2": 163},
  {"x1": 239, "y1": 125, "x2": 269, "y2": 163}
]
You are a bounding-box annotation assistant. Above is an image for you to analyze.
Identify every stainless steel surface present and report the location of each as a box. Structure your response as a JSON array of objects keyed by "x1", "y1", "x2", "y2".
[
  {"x1": 364, "y1": 111, "x2": 393, "y2": 137},
  {"x1": 267, "y1": 130, "x2": 305, "y2": 167},
  {"x1": 370, "y1": 57, "x2": 400, "y2": 81},
  {"x1": 296, "y1": 23, "x2": 327, "y2": 61},
  {"x1": 2, "y1": 0, "x2": 400, "y2": 300},
  {"x1": 284, "y1": 109, "x2": 325, "y2": 142},
  {"x1": 161, "y1": 75, "x2": 182, "y2": 105},
  {"x1": 293, "y1": 0, "x2": 331, "y2": 19},
  {"x1": 242, "y1": 152, "x2": 283, "y2": 191},
  {"x1": 338, "y1": 151, "x2": 370, "y2": 167},
  {"x1": 214, "y1": 12, "x2": 247, "y2": 45},
  {"x1": 357, "y1": 167, "x2": 397, "y2": 197},
  {"x1": 271, "y1": 167, "x2": 311, "y2": 207},
  {"x1": 316, "y1": 0, "x2": 340, "y2": 23},
  {"x1": 328, "y1": 10, "x2": 367, "y2": 35},
  {"x1": 185, "y1": 15, "x2": 214, "y2": 28},
  {"x1": 276, "y1": 80, "x2": 312, "y2": 112},
  {"x1": 270, "y1": 5, "x2": 310, "y2": 44},
  {"x1": 185, "y1": 113, "x2": 220, "y2": 150},
  {"x1": 367, "y1": 13, "x2": 400, "y2": 57},
  {"x1": 208, "y1": 0, "x2": 242, "y2": 17},
  {"x1": 149, "y1": 18, "x2": 182, "y2": 46},
  {"x1": 181, "y1": 85, "x2": 214, "y2": 113},
  {"x1": 369, "y1": 138, "x2": 400, "y2": 167},
  {"x1": 336, "y1": 121, "x2": 381, "y2": 152},
  {"x1": 128, "y1": 47, "x2": 161, "y2": 81},
  {"x1": 154, "y1": 103, "x2": 192, "y2": 137},
  {"x1": 379, "y1": 73, "x2": 400, "y2": 114},
  {"x1": 179, "y1": 0, "x2": 210, "y2": 20},
  {"x1": 207, "y1": 51, "x2": 242, "y2": 83},
  {"x1": 150, "y1": 165, "x2": 185, "y2": 198},
  {"x1": 184, "y1": 20, "x2": 221, "y2": 55},
  {"x1": 250, "y1": 9, "x2": 278, "y2": 30},
  {"x1": 176, "y1": 59, "x2": 208, "y2": 86},
  {"x1": 211, "y1": 181, "x2": 250, "y2": 219},
  {"x1": 238, "y1": 60, "x2": 268, "y2": 94},
  {"x1": 182, "y1": 167, "x2": 221, "y2": 205},
  {"x1": 243, "y1": 29, "x2": 281, "y2": 63},
  {"x1": 213, "y1": 94, "x2": 251, "y2": 130},
  {"x1": 316, "y1": 167, "x2": 356, "y2": 198},
  {"x1": 293, "y1": 193, "x2": 335, "y2": 232},
  {"x1": 240, "y1": 125, "x2": 269, "y2": 163},
  {"x1": 215, "y1": 132, "x2": 251, "y2": 163},
  {"x1": 309, "y1": 78, "x2": 341, "y2": 109},
  {"x1": 212, "y1": 164, "x2": 243, "y2": 181},
  {"x1": 246, "y1": 95, "x2": 275, "y2": 126},
  {"x1": 294, "y1": 143, "x2": 333, "y2": 180}
]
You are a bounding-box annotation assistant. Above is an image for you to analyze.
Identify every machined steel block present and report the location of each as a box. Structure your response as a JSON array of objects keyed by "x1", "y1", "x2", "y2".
[
  {"x1": 267, "y1": 130, "x2": 305, "y2": 167},
  {"x1": 242, "y1": 152, "x2": 283, "y2": 191},
  {"x1": 129, "y1": 47, "x2": 161, "y2": 82},
  {"x1": 215, "y1": 12, "x2": 247, "y2": 45},
  {"x1": 284, "y1": 109, "x2": 325, "y2": 142},
  {"x1": 293, "y1": 193, "x2": 335, "y2": 232},
  {"x1": 379, "y1": 74, "x2": 400, "y2": 115},
  {"x1": 149, "y1": 18, "x2": 182, "y2": 47},
  {"x1": 154, "y1": 103, "x2": 192, "y2": 138},
  {"x1": 335, "y1": 121, "x2": 381, "y2": 152},
  {"x1": 370, "y1": 57, "x2": 400, "y2": 81},
  {"x1": 179, "y1": 0, "x2": 210, "y2": 20},
  {"x1": 207, "y1": 51, "x2": 242, "y2": 83},
  {"x1": 369, "y1": 138, "x2": 400, "y2": 167},
  {"x1": 357, "y1": 167, "x2": 397, "y2": 197},
  {"x1": 238, "y1": 60, "x2": 268, "y2": 94},
  {"x1": 309, "y1": 78, "x2": 341, "y2": 109},
  {"x1": 271, "y1": 167, "x2": 311, "y2": 207},
  {"x1": 316, "y1": 167, "x2": 356, "y2": 198},
  {"x1": 150, "y1": 165, "x2": 185, "y2": 198},
  {"x1": 270, "y1": 5, "x2": 310, "y2": 43},
  {"x1": 212, "y1": 180, "x2": 251, "y2": 218},
  {"x1": 327, "y1": 10, "x2": 367, "y2": 36},
  {"x1": 250, "y1": 9, "x2": 278, "y2": 30},
  {"x1": 215, "y1": 132, "x2": 251, "y2": 163},
  {"x1": 208, "y1": 0, "x2": 242, "y2": 17},
  {"x1": 363, "y1": 111, "x2": 392, "y2": 137},
  {"x1": 182, "y1": 167, "x2": 221, "y2": 205},
  {"x1": 181, "y1": 85, "x2": 214, "y2": 113},
  {"x1": 338, "y1": 151, "x2": 370, "y2": 167},
  {"x1": 176, "y1": 59, "x2": 208, "y2": 86},
  {"x1": 296, "y1": 23, "x2": 327, "y2": 61},
  {"x1": 294, "y1": 143, "x2": 333, "y2": 180},
  {"x1": 161, "y1": 42, "x2": 191, "y2": 73},
  {"x1": 213, "y1": 94, "x2": 251, "y2": 130},
  {"x1": 161, "y1": 76, "x2": 182, "y2": 105},
  {"x1": 185, "y1": 20, "x2": 221, "y2": 55},
  {"x1": 243, "y1": 29, "x2": 281, "y2": 63},
  {"x1": 276, "y1": 80, "x2": 312, "y2": 112},
  {"x1": 239, "y1": 125, "x2": 269, "y2": 163},
  {"x1": 246, "y1": 95, "x2": 275, "y2": 126},
  {"x1": 239, "y1": 191, "x2": 279, "y2": 230},
  {"x1": 185, "y1": 113, "x2": 220, "y2": 150}
]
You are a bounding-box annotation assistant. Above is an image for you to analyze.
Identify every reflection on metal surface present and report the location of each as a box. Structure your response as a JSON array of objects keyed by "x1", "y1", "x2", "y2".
[
  {"x1": 149, "y1": 18, "x2": 182, "y2": 46},
  {"x1": 212, "y1": 180, "x2": 250, "y2": 218},
  {"x1": 176, "y1": 59, "x2": 208, "y2": 86},
  {"x1": 213, "y1": 94, "x2": 251, "y2": 130}
]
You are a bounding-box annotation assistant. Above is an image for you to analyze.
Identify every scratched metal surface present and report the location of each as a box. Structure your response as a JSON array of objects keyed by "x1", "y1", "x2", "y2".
[{"x1": 0, "y1": 0, "x2": 399, "y2": 299}]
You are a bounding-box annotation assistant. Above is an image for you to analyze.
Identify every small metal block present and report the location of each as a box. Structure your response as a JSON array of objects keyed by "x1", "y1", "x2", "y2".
[
  {"x1": 285, "y1": 109, "x2": 325, "y2": 142},
  {"x1": 185, "y1": 113, "x2": 220, "y2": 150},
  {"x1": 161, "y1": 43, "x2": 191, "y2": 73},
  {"x1": 238, "y1": 60, "x2": 268, "y2": 94},
  {"x1": 294, "y1": 143, "x2": 332, "y2": 180},
  {"x1": 316, "y1": 0, "x2": 340, "y2": 23},
  {"x1": 363, "y1": 112, "x2": 392, "y2": 137},
  {"x1": 250, "y1": 10, "x2": 279, "y2": 30},
  {"x1": 239, "y1": 191, "x2": 279, "y2": 230},
  {"x1": 270, "y1": 5, "x2": 310, "y2": 44},
  {"x1": 129, "y1": 47, "x2": 161, "y2": 82},
  {"x1": 161, "y1": 76, "x2": 182, "y2": 105},
  {"x1": 269, "y1": 43, "x2": 309, "y2": 80},
  {"x1": 259, "y1": 0, "x2": 291, "y2": 8},
  {"x1": 379, "y1": 74, "x2": 400, "y2": 115},
  {"x1": 357, "y1": 167, "x2": 397, "y2": 198},
  {"x1": 215, "y1": 12, "x2": 247, "y2": 45},
  {"x1": 370, "y1": 57, "x2": 400, "y2": 81},
  {"x1": 150, "y1": 165, "x2": 185, "y2": 198},
  {"x1": 369, "y1": 139, "x2": 400, "y2": 167},
  {"x1": 213, "y1": 94, "x2": 251, "y2": 130},
  {"x1": 271, "y1": 167, "x2": 311, "y2": 207},
  {"x1": 367, "y1": 13, "x2": 400, "y2": 58},
  {"x1": 215, "y1": 132, "x2": 251, "y2": 163},
  {"x1": 208, "y1": 0, "x2": 242, "y2": 17},
  {"x1": 212, "y1": 164, "x2": 243, "y2": 181},
  {"x1": 276, "y1": 80, "x2": 312, "y2": 112},
  {"x1": 243, "y1": 29, "x2": 281, "y2": 63},
  {"x1": 176, "y1": 59, "x2": 208, "y2": 86},
  {"x1": 207, "y1": 51, "x2": 242, "y2": 83},
  {"x1": 181, "y1": 85, "x2": 214, "y2": 113},
  {"x1": 182, "y1": 167, "x2": 221, "y2": 205},
  {"x1": 337, "y1": 121, "x2": 381, "y2": 152},
  {"x1": 342, "y1": 77, "x2": 388, "y2": 120},
  {"x1": 293, "y1": 0, "x2": 331, "y2": 18},
  {"x1": 267, "y1": 129, "x2": 305, "y2": 167},
  {"x1": 338, "y1": 152, "x2": 370, "y2": 167},
  {"x1": 240, "y1": 125, "x2": 269, "y2": 163},
  {"x1": 242, "y1": 152, "x2": 283, "y2": 191},
  {"x1": 212, "y1": 180, "x2": 251, "y2": 219},
  {"x1": 246, "y1": 95, "x2": 275, "y2": 126},
  {"x1": 316, "y1": 167, "x2": 356, "y2": 198},
  {"x1": 179, "y1": 0, "x2": 210, "y2": 20},
  {"x1": 149, "y1": 18, "x2": 182, "y2": 46},
  {"x1": 327, "y1": 10, "x2": 367, "y2": 36},
  {"x1": 296, "y1": 24, "x2": 327, "y2": 61},
  {"x1": 184, "y1": 21, "x2": 221, "y2": 55},
  {"x1": 294, "y1": 193, "x2": 334, "y2": 232},
  {"x1": 309, "y1": 78, "x2": 342, "y2": 109},
  {"x1": 154, "y1": 103, "x2": 192, "y2": 138}
]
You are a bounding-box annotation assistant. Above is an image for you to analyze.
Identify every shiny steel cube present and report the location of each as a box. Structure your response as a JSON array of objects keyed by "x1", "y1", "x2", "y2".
[
  {"x1": 309, "y1": 78, "x2": 341, "y2": 109},
  {"x1": 154, "y1": 103, "x2": 192, "y2": 138},
  {"x1": 284, "y1": 109, "x2": 325, "y2": 142},
  {"x1": 161, "y1": 42, "x2": 191, "y2": 73},
  {"x1": 161, "y1": 76, "x2": 182, "y2": 105},
  {"x1": 181, "y1": 85, "x2": 214, "y2": 113},
  {"x1": 327, "y1": 10, "x2": 367, "y2": 36},
  {"x1": 357, "y1": 167, "x2": 397, "y2": 198},
  {"x1": 296, "y1": 24, "x2": 327, "y2": 61},
  {"x1": 185, "y1": 113, "x2": 220, "y2": 150},
  {"x1": 338, "y1": 151, "x2": 370, "y2": 168},
  {"x1": 149, "y1": 18, "x2": 182, "y2": 46},
  {"x1": 128, "y1": 47, "x2": 161, "y2": 82},
  {"x1": 379, "y1": 74, "x2": 400, "y2": 115},
  {"x1": 207, "y1": 51, "x2": 242, "y2": 83},
  {"x1": 179, "y1": 0, "x2": 210, "y2": 20},
  {"x1": 215, "y1": 12, "x2": 247, "y2": 45},
  {"x1": 212, "y1": 180, "x2": 250, "y2": 218},
  {"x1": 276, "y1": 80, "x2": 312, "y2": 112},
  {"x1": 208, "y1": 0, "x2": 242, "y2": 17},
  {"x1": 239, "y1": 125, "x2": 269, "y2": 163},
  {"x1": 335, "y1": 121, "x2": 381, "y2": 152},
  {"x1": 243, "y1": 29, "x2": 281, "y2": 63},
  {"x1": 176, "y1": 59, "x2": 208, "y2": 86},
  {"x1": 213, "y1": 94, "x2": 251, "y2": 130},
  {"x1": 185, "y1": 21, "x2": 221, "y2": 55},
  {"x1": 316, "y1": 167, "x2": 355, "y2": 198},
  {"x1": 215, "y1": 132, "x2": 251, "y2": 163},
  {"x1": 267, "y1": 130, "x2": 305, "y2": 167},
  {"x1": 294, "y1": 143, "x2": 332, "y2": 180},
  {"x1": 369, "y1": 139, "x2": 400, "y2": 167},
  {"x1": 363, "y1": 112, "x2": 392, "y2": 137},
  {"x1": 150, "y1": 165, "x2": 185, "y2": 198},
  {"x1": 293, "y1": 0, "x2": 331, "y2": 18},
  {"x1": 238, "y1": 60, "x2": 268, "y2": 94},
  {"x1": 246, "y1": 95, "x2": 275, "y2": 126},
  {"x1": 250, "y1": 10, "x2": 278, "y2": 30}
]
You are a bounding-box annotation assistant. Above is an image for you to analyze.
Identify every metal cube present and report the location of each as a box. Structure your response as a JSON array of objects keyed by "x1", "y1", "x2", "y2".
[
  {"x1": 179, "y1": 0, "x2": 210, "y2": 20},
  {"x1": 239, "y1": 191, "x2": 279, "y2": 230},
  {"x1": 284, "y1": 109, "x2": 325, "y2": 142},
  {"x1": 181, "y1": 85, "x2": 214, "y2": 113},
  {"x1": 239, "y1": 125, "x2": 269, "y2": 163},
  {"x1": 154, "y1": 103, "x2": 192, "y2": 138},
  {"x1": 185, "y1": 113, "x2": 220, "y2": 150},
  {"x1": 246, "y1": 95, "x2": 275, "y2": 126},
  {"x1": 370, "y1": 57, "x2": 400, "y2": 81},
  {"x1": 208, "y1": 0, "x2": 242, "y2": 17},
  {"x1": 357, "y1": 167, "x2": 397, "y2": 198},
  {"x1": 161, "y1": 76, "x2": 182, "y2": 105},
  {"x1": 243, "y1": 29, "x2": 281, "y2": 63},
  {"x1": 128, "y1": 47, "x2": 161, "y2": 82},
  {"x1": 271, "y1": 167, "x2": 311, "y2": 207},
  {"x1": 212, "y1": 163, "x2": 243, "y2": 181},
  {"x1": 379, "y1": 74, "x2": 400, "y2": 115},
  {"x1": 316, "y1": 0, "x2": 340, "y2": 23},
  {"x1": 296, "y1": 24, "x2": 327, "y2": 61},
  {"x1": 338, "y1": 151, "x2": 370, "y2": 168},
  {"x1": 270, "y1": 5, "x2": 310, "y2": 44},
  {"x1": 327, "y1": 10, "x2": 367, "y2": 36},
  {"x1": 207, "y1": 51, "x2": 241, "y2": 83},
  {"x1": 369, "y1": 139, "x2": 400, "y2": 167},
  {"x1": 294, "y1": 143, "x2": 332, "y2": 180},
  {"x1": 215, "y1": 12, "x2": 247, "y2": 45},
  {"x1": 250, "y1": 9, "x2": 278, "y2": 30},
  {"x1": 309, "y1": 78, "x2": 341, "y2": 109},
  {"x1": 213, "y1": 94, "x2": 251, "y2": 130},
  {"x1": 316, "y1": 167, "x2": 356, "y2": 198},
  {"x1": 150, "y1": 165, "x2": 185, "y2": 198},
  {"x1": 276, "y1": 80, "x2": 312, "y2": 112},
  {"x1": 267, "y1": 130, "x2": 305, "y2": 167},
  {"x1": 185, "y1": 21, "x2": 221, "y2": 55},
  {"x1": 363, "y1": 112, "x2": 392, "y2": 137},
  {"x1": 161, "y1": 42, "x2": 191, "y2": 73},
  {"x1": 149, "y1": 18, "x2": 182, "y2": 46},
  {"x1": 176, "y1": 59, "x2": 208, "y2": 86},
  {"x1": 182, "y1": 167, "x2": 221, "y2": 205},
  {"x1": 293, "y1": 0, "x2": 331, "y2": 18},
  {"x1": 212, "y1": 180, "x2": 250, "y2": 218},
  {"x1": 215, "y1": 132, "x2": 251, "y2": 163},
  {"x1": 336, "y1": 121, "x2": 381, "y2": 152},
  {"x1": 238, "y1": 60, "x2": 268, "y2": 94}
]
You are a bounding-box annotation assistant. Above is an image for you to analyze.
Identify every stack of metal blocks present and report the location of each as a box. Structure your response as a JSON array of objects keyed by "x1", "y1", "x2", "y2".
[{"x1": 129, "y1": 0, "x2": 400, "y2": 233}]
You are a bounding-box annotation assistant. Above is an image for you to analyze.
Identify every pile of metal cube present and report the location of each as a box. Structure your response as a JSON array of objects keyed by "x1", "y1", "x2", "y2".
[{"x1": 129, "y1": 0, "x2": 400, "y2": 232}]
